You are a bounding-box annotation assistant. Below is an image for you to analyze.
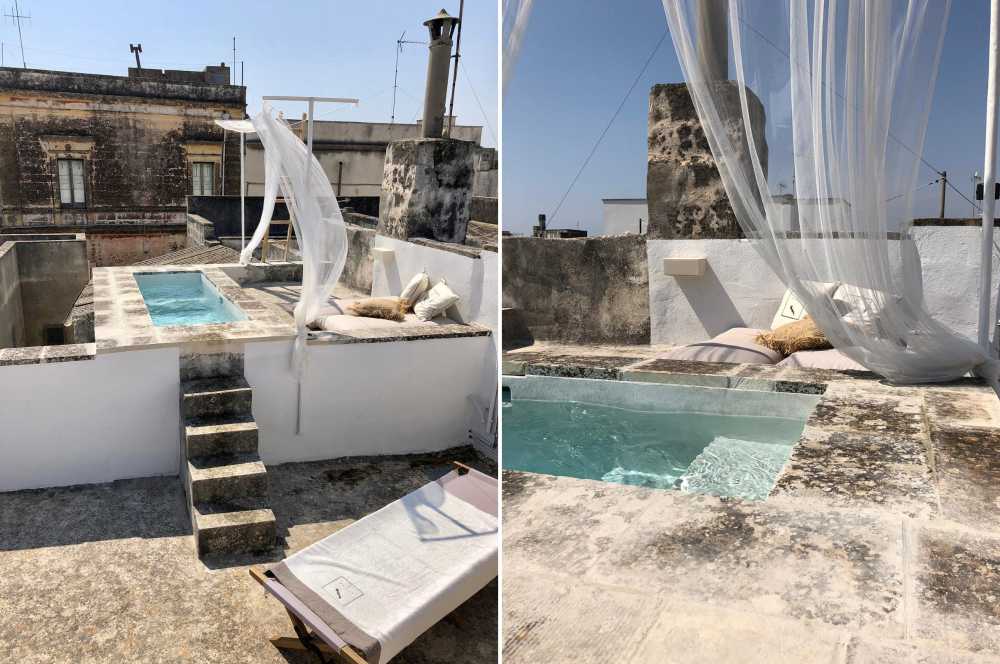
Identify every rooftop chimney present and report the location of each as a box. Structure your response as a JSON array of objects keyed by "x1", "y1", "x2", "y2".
[{"x1": 421, "y1": 9, "x2": 460, "y2": 138}]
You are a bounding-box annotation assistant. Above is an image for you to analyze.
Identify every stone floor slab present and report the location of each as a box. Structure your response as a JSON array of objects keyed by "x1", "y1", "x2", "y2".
[
  {"x1": 504, "y1": 472, "x2": 907, "y2": 640},
  {"x1": 771, "y1": 426, "x2": 938, "y2": 519},
  {"x1": 910, "y1": 524, "x2": 1000, "y2": 654},
  {"x1": 930, "y1": 425, "x2": 1000, "y2": 534}
]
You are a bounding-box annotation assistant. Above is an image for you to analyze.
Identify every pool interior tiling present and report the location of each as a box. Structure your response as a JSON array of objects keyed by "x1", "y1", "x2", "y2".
[{"x1": 502, "y1": 345, "x2": 1000, "y2": 663}]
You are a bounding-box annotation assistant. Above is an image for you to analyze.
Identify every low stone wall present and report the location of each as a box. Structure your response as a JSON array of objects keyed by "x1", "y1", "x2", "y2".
[
  {"x1": 186, "y1": 214, "x2": 215, "y2": 247},
  {"x1": 470, "y1": 196, "x2": 498, "y2": 225},
  {"x1": 339, "y1": 224, "x2": 375, "y2": 294},
  {"x1": 0, "y1": 242, "x2": 24, "y2": 347},
  {"x1": 502, "y1": 235, "x2": 650, "y2": 344},
  {"x1": 0, "y1": 235, "x2": 90, "y2": 346}
]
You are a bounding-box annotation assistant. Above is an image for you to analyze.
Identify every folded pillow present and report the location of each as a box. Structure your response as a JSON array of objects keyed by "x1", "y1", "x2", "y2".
[
  {"x1": 347, "y1": 297, "x2": 407, "y2": 322},
  {"x1": 755, "y1": 316, "x2": 832, "y2": 356},
  {"x1": 414, "y1": 281, "x2": 460, "y2": 321},
  {"x1": 399, "y1": 271, "x2": 430, "y2": 311}
]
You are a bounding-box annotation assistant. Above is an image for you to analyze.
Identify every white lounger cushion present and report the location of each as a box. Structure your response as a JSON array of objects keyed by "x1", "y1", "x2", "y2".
[
  {"x1": 661, "y1": 327, "x2": 783, "y2": 365},
  {"x1": 778, "y1": 348, "x2": 869, "y2": 372},
  {"x1": 272, "y1": 470, "x2": 498, "y2": 664}
]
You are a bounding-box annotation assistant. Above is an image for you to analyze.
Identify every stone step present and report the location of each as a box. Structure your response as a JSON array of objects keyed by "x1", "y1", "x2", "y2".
[
  {"x1": 181, "y1": 375, "x2": 252, "y2": 420},
  {"x1": 187, "y1": 454, "x2": 268, "y2": 504},
  {"x1": 192, "y1": 500, "x2": 276, "y2": 557},
  {"x1": 184, "y1": 417, "x2": 259, "y2": 459}
]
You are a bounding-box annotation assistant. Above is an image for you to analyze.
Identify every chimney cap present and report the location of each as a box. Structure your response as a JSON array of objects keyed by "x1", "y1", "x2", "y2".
[{"x1": 423, "y1": 8, "x2": 459, "y2": 27}]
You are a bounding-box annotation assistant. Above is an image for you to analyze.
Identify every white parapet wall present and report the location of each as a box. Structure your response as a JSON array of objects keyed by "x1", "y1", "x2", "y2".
[
  {"x1": 245, "y1": 336, "x2": 494, "y2": 464},
  {"x1": 0, "y1": 347, "x2": 181, "y2": 493},
  {"x1": 648, "y1": 228, "x2": 1000, "y2": 346},
  {"x1": 647, "y1": 239, "x2": 785, "y2": 345}
]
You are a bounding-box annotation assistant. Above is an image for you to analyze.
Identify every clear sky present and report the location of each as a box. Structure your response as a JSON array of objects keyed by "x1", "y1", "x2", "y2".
[
  {"x1": 2, "y1": 0, "x2": 497, "y2": 146},
  {"x1": 503, "y1": 0, "x2": 995, "y2": 235}
]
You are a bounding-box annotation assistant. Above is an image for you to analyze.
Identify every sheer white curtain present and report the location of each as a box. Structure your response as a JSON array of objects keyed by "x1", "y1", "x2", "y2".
[
  {"x1": 231, "y1": 105, "x2": 349, "y2": 377},
  {"x1": 503, "y1": 0, "x2": 534, "y2": 95},
  {"x1": 663, "y1": 0, "x2": 999, "y2": 385}
]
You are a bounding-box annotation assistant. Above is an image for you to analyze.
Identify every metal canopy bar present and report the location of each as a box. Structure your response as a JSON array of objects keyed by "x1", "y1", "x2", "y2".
[{"x1": 262, "y1": 95, "x2": 359, "y2": 104}]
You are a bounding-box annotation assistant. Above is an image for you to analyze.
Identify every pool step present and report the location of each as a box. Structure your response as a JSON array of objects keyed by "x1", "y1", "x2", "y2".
[
  {"x1": 191, "y1": 500, "x2": 277, "y2": 557},
  {"x1": 184, "y1": 417, "x2": 259, "y2": 458},
  {"x1": 181, "y1": 376, "x2": 253, "y2": 420},
  {"x1": 180, "y1": 370, "x2": 276, "y2": 558},
  {"x1": 187, "y1": 453, "x2": 268, "y2": 504}
]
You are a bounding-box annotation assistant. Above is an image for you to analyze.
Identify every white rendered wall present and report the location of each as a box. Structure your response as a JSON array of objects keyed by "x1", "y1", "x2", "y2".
[
  {"x1": 648, "y1": 230, "x2": 997, "y2": 345},
  {"x1": 647, "y1": 239, "x2": 785, "y2": 345},
  {"x1": 602, "y1": 200, "x2": 649, "y2": 236},
  {"x1": 245, "y1": 336, "x2": 493, "y2": 464},
  {"x1": 0, "y1": 347, "x2": 180, "y2": 492},
  {"x1": 371, "y1": 235, "x2": 499, "y2": 331},
  {"x1": 913, "y1": 225, "x2": 1000, "y2": 342}
]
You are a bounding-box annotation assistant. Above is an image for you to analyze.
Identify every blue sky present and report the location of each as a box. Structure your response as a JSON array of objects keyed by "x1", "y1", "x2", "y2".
[
  {"x1": 504, "y1": 0, "x2": 995, "y2": 234},
  {"x1": 3, "y1": 1, "x2": 497, "y2": 145}
]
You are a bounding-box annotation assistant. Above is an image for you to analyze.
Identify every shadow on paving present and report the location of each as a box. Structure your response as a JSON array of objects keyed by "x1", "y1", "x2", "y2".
[{"x1": 0, "y1": 476, "x2": 190, "y2": 551}]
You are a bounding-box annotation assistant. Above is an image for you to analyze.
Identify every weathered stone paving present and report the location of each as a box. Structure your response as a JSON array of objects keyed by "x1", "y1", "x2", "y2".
[
  {"x1": 0, "y1": 447, "x2": 497, "y2": 663},
  {"x1": 502, "y1": 345, "x2": 1000, "y2": 663}
]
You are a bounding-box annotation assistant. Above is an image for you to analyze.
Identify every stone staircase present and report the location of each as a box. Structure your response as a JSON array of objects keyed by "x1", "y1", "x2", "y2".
[{"x1": 180, "y1": 374, "x2": 276, "y2": 557}]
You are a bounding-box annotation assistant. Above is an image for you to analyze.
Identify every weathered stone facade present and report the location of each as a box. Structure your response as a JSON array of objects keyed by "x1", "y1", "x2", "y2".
[
  {"x1": 0, "y1": 66, "x2": 245, "y2": 228},
  {"x1": 646, "y1": 82, "x2": 767, "y2": 239},
  {"x1": 377, "y1": 138, "x2": 475, "y2": 244},
  {"x1": 501, "y1": 235, "x2": 650, "y2": 345}
]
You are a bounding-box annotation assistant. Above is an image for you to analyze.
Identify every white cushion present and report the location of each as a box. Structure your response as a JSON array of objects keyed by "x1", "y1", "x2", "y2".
[
  {"x1": 400, "y1": 272, "x2": 429, "y2": 303},
  {"x1": 778, "y1": 348, "x2": 868, "y2": 372},
  {"x1": 770, "y1": 281, "x2": 839, "y2": 330},
  {"x1": 414, "y1": 281, "x2": 460, "y2": 321},
  {"x1": 662, "y1": 327, "x2": 783, "y2": 365}
]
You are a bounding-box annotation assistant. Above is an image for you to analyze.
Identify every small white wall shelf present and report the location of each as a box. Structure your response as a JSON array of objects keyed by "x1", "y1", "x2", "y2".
[{"x1": 662, "y1": 256, "x2": 707, "y2": 277}]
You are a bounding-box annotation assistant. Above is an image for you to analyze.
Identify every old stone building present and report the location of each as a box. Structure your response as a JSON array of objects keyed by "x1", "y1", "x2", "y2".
[{"x1": 0, "y1": 64, "x2": 245, "y2": 263}]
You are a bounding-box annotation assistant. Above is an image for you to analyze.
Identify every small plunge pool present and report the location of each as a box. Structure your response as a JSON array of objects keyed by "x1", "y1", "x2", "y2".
[
  {"x1": 502, "y1": 376, "x2": 820, "y2": 501},
  {"x1": 135, "y1": 271, "x2": 247, "y2": 326}
]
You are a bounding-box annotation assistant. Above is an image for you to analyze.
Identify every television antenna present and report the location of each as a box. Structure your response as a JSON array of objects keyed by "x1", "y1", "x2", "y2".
[
  {"x1": 4, "y1": 0, "x2": 29, "y2": 69},
  {"x1": 391, "y1": 30, "x2": 426, "y2": 125},
  {"x1": 129, "y1": 43, "x2": 142, "y2": 69}
]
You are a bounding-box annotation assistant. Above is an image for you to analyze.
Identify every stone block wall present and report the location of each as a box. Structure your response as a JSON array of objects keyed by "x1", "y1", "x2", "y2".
[
  {"x1": 0, "y1": 242, "x2": 24, "y2": 347},
  {"x1": 378, "y1": 138, "x2": 475, "y2": 244},
  {"x1": 501, "y1": 235, "x2": 650, "y2": 344},
  {"x1": 646, "y1": 82, "x2": 767, "y2": 239}
]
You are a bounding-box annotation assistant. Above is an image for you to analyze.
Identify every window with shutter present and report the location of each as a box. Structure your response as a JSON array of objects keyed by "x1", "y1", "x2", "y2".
[
  {"x1": 57, "y1": 159, "x2": 85, "y2": 205},
  {"x1": 192, "y1": 162, "x2": 214, "y2": 196}
]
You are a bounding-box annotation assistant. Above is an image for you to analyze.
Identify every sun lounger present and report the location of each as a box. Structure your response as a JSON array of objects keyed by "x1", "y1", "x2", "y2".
[{"x1": 250, "y1": 462, "x2": 498, "y2": 663}]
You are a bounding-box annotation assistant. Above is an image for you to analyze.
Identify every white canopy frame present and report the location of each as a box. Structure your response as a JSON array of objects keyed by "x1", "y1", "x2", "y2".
[{"x1": 217, "y1": 95, "x2": 360, "y2": 434}]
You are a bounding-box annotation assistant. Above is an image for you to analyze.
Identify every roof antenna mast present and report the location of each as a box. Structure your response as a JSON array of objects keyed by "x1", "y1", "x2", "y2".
[
  {"x1": 4, "y1": 0, "x2": 29, "y2": 69},
  {"x1": 391, "y1": 30, "x2": 426, "y2": 125},
  {"x1": 129, "y1": 43, "x2": 142, "y2": 69}
]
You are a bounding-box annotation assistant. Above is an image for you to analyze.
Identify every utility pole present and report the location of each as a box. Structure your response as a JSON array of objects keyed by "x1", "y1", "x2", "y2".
[
  {"x1": 232, "y1": 37, "x2": 236, "y2": 84},
  {"x1": 939, "y1": 170, "x2": 947, "y2": 219},
  {"x1": 129, "y1": 43, "x2": 142, "y2": 69},
  {"x1": 5, "y1": 0, "x2": 29, "y2": 69},
  {"x1": 446, "y1": 0, "x2": 465, "y2": 137}
]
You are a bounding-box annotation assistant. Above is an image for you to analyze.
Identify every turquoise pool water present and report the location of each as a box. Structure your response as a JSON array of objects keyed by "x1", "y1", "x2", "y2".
[
  {"x1": 135, "y1": 272, "x2": 247, "y2": 326},
  {"x1": 502, "y1": 388, "x2": 813, "y2": 501}
]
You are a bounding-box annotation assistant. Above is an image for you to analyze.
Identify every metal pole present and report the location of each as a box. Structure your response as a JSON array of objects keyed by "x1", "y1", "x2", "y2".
[
  {"x1": 939, "y1": 170, "x2": 947, "y2": 219},
  {"x1": 978, "y1": 0, "x2": 1000, "y2": 352},
  {"x1": 446, "y1": 0, "x2": 465, "y2": 137},
  {"x1": 240, "y1": 131, "x2": 245, "y2": 252}
]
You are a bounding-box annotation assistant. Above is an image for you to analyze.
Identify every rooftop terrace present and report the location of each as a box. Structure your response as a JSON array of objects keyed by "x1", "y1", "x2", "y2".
[
  {"x1": 0, "y1": 447, "x2": 497, "y2": 663},
  {"x1": 502, "y1": 347, "x2": 1000, "y2": 663}
]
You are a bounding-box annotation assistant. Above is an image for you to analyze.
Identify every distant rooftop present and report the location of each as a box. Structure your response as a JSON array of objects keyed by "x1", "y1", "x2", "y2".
[
  {"x1": 0, "y1": 64, "x2": 244, "y2": 105},
  {"x1": 134, "y1": 244, "x2": 241, "y2": 266}
]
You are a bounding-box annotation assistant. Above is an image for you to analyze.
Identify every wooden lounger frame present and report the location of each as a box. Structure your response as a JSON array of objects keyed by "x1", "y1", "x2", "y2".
[{"x1": 250, "y1": 461, "x2": 475, "y2": 663}]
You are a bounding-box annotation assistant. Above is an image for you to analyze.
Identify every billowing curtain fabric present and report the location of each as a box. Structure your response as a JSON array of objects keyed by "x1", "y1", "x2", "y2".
[
  {"x1": 230, "y1": 105, "x2": 348, "y2": 377},
  {"x1": 503, "y1": 0, "x2": 534, "y2": 96},
  {"x1": 663, "y1": 0, "x2": 999, "y2": 385}
]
